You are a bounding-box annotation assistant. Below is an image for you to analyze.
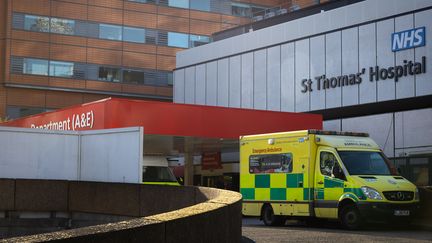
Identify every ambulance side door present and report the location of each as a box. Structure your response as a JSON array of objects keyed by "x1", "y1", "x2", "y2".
[{"x1": 314, "y1": 147, "x2": 346, "y2": 219}]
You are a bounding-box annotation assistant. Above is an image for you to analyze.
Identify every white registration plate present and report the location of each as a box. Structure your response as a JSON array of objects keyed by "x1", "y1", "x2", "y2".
[{"x1": 394, "y1": 210, "x2": 410, "y2": 216}]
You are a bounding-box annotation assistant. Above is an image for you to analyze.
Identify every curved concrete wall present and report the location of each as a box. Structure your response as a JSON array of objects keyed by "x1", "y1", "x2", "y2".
[{"x1": 0, "y1": 179, "x2": 242, "y2": 242}]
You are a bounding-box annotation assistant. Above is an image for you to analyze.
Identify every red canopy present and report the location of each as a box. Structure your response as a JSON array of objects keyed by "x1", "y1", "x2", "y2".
[{"x1": 2, "y1": 98, "x2": 322, "y2": 139}]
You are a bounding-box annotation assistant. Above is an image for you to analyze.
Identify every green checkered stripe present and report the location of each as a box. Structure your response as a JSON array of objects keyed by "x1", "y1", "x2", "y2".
[
  {"x1": 241, "y1": 175, "x2": 365, "y2": 201},
  {"x1": 241, "y1": 173, "x2": 313, "y2": 201}
]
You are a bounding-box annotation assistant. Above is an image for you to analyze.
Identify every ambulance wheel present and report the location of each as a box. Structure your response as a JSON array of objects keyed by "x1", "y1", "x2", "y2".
[
  {"x1": 262, "y1": 204, "x2": 285, "y2": 226},
  {"x1": 340, "y1": 205, "x2": 363, "y2": 230}
]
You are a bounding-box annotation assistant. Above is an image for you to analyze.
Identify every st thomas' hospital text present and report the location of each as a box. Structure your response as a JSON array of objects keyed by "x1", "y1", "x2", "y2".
[{"x1": 301, "y1": 56, "x2": 426, "y2": 93}]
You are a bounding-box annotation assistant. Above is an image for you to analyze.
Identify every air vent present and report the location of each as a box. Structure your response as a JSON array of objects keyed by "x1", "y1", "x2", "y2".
[
  {"x1": 393, "y1": 176, "x2": 404, "y2": 180},
  {"x1": 359, "y1": 176, "x2": 377, "y2": 179}
]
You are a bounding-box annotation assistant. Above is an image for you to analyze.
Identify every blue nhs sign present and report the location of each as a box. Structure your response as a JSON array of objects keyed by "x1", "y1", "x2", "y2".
[{"x1": 392, "y1": 27, "x2": 425, "y2": 52}]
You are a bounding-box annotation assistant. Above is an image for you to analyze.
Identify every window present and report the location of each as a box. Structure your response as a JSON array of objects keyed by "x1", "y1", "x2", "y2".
[
  {"x1": 49, "y1": 61, "x2": 74, "y2": 77},
  {"x1": 190, "y1": 34, "x2": 211, "y2": 47},
  {"x1": 320, "y1": 152, "x2": 337, "y2": 176},
  {"x1": 168, "y1": 0, "x2": 189, "y2": 8},
  {"x1": 6, "y1": 106, "x2": 49, "y2": 119},
  {"x1": 98, "y1": 67, "x2": 121, "y2": 82},
  {"x1": 249, "y1": 153, "x2": 293, "y2": 174},
  {"x1": 168, "y1": 32, "x2": 189, "y2": 48},
  {"x1": 50, "y1": 18, "x2": 75, "y2": 35},
  {"x1": 190, "y1": 0, "x2": 211, "y2": 11},
  {"x1": 23, "y1": 58, "x2": 48, "y2": 75},
  {"x1": 123, "y1": 70, "x2": 144, "y2": 84},
  {"x1": 24, "y1": 15, "x2": 49, "y2": 32},
  {"x1": 99, "y1": 24, "x2": 122, "y2": 41},
  {"x1": 338, "y1": 151, "x2": 392, "y2": 176},
  {"x1": 123, "y1": 26, "x2": 145, "y2": 43},
  {"x1": 231, "y1": 2, "x2": 251, "y2": 17}
]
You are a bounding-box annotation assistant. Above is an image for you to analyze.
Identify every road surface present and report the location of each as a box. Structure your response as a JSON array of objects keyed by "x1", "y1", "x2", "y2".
[{"x1": 242, "y1": 217, "x2": 432, "y2": 242}]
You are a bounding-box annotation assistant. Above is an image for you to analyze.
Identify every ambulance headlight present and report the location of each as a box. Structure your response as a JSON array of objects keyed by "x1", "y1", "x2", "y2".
[
  {"x1": 415, "y1": 188, "x2": 419, "y2": 201},
  {"x1": 361, "y1": 186, "x2": 383, "y2": 200}
]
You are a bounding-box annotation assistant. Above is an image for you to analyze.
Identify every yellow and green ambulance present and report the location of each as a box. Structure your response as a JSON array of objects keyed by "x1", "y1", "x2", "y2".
[{"x1": 240, "y1": 130, "x2": 419, "y2": 229}]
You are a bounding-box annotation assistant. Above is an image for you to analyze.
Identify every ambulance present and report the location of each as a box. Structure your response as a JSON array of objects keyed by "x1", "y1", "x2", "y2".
[{"x1": 240, "y1": 130, "x2": 419, "y2": 229}]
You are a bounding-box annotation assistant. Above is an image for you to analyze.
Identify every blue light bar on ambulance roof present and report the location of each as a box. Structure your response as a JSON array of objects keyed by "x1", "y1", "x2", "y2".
[{"x1": 308, "y1": 129, "x2": 369, "y2": 137}]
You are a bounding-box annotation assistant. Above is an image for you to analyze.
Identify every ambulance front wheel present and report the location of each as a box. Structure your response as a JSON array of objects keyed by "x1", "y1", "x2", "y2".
[
  {"x1": 262, "y1": 204, "x2": 285, "y2": 226},
  {"x1": 340, "y1": 204, "x2": 363, "y2": 230}
]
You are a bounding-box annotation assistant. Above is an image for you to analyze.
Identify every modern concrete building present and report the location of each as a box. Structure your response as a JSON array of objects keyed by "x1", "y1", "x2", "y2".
[
  {"x1": 175, "y1": 0, "x2": 432, "y2": 186},
  {"x1": 0, "y1": 0, "x2": 324, "y2": 119}
]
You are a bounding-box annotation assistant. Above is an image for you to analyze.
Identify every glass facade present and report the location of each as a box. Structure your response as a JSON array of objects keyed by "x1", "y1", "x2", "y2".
[
  {"x1": 12, "y1": 56, "x2": 172, "y2": 87},
  {"x1": 49, "y1": 61, "x2": 74, "y2": 77},
  {"x1": 23, "y1": 58, "x2": 49, "y2": 75},
  {"x1": 123, "y1": 27, "x2": 146, "y2": 43},
  {"x1": 50, "y1": 18, "x2": 75, "y2": 35},
  {"x1": 24, "y1": 15, "x2": 49, "y2": 32},
  {"x1": 13, "y1": 13, "x2": 211, "y2": 48},
  {"x1": 6, "y1": 106, "x2": 51, "y2": 119},
  {"x1": 99, "y1": 24, "x2": 122, "y2": 41}
]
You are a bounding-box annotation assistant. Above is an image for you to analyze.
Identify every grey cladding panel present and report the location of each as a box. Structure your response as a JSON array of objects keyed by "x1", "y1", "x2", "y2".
[
  {"x1": 174, "y1": 69, "x2": 185, "y2": 103},
  {"x1": 195, "y1": 64, "x2": 206, "y2": 105},
  {"x1": 310, "y1": 35, "x2": 325, "y2": 111},
  {"x1": 185, "y1": 67, "x2": 196, "y2": 104},
  {"x1": 229, "y1": 56, "x2": 241, "y2": 108},
  {"x1": 206, "y1": 61, "x2": 218, "y2": 106},
  {"x1": 325, "y1": 31, "x2": 342, "y2": 109},
  {"x1": 253, "y1": 49, "x2": 267, "y2": 110},
  {"x1": 294, "y1": 39, "x2": 310, "y2": 112},
  {"x1": 414, "y1": 10, "x2": 432, "y2": 97},
  {"x1": 217, "y1": 58, "x2": 229, "y2": 107},
  {"x1": 376, "y1": 19, "x2": 395, "y2": 102},
  {"x1": 267, "y1": 46, "x2": 281, "y2": 111},
  {"x1": 395, "y1": 14, "x2": 415, "y2": 99},
  {"x1": 280, "y1": 43, "x2": 295, "y2": 112},
  {"x1": 359, "y1": 23, "x2": 377, "y2": 104},
  {"x1": 241, "y1": 52, "x2": 253, "y2": 109},
  {"x1": 341, "y1": 27, "x2": 359, "y2": 107}
]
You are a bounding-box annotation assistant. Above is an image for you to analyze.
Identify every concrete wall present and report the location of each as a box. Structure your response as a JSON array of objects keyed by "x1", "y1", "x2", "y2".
[{"x1": 0, "y1": 179, "x2": 242, "y2": 242}]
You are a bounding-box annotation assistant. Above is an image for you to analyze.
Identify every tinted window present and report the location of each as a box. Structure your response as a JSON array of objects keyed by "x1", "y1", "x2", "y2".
[
  {"x1": 99, "y1": 24, "x2": 122, "y2": 40},
  {"x1": 168, "y1": 32, "x2": 189, "y2": 48},
  {"x1": 190, "y1": 0, "x2": 210, "y2": 11},
  {"x1": 24, "y1": 15, "x2": 49, "y2": 32},
  {"x1": 320, "y1": 151, "x2": 337, "y2": 176},
  {"x1": 98, "y1": 67, "x2": 121, "y2": 82},
  {"x1": 123, "y1": 70, "x2": 144, "y2": 84},
  {"x1": 49, "y1": 61, "x2": 74, "y2": 77},
  {"x1": 338, "y1": 151, "x2": 392, "y2": 175},
  {"x1": 190, "y1": 34, "x2": 211, "y2": 47},
  {"x1": 168, "y1": 0, "x2": 189, "y2": 8},
  {"x1": 23, "y1": 58, "x2": 48, "y2": 75},
  {"x1": 231, "y1": 2, "x2": 251, "y2": 17},
  {"x1": 50, "y1": 18, "x2": 75, "y2": 35},
  {"x1": 6, "y1": 106, "x2": 49, "y2": 119},
  {"x1": 249, "y1": 153, "x2": 293, "y2": 174},
  {"x1": 123, "y1": 26, "x2": 145, "y2": 43},
  {"x1": 142, "y1": 166, "x2": 177, "y2": 182}
]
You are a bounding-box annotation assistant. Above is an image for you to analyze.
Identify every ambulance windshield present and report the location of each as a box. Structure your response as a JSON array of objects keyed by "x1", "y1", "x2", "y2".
[{"x1": 338, "y1": 151, "x2": 394, "y2": 175}]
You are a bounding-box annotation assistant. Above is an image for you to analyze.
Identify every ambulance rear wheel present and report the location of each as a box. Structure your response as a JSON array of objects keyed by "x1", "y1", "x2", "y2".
[
  {"x1": 262, "y1": 204, "x2": 285, "y2": 226},
  {"x1": 340, "y1": 205, "x2": 363, "y2": 230}
]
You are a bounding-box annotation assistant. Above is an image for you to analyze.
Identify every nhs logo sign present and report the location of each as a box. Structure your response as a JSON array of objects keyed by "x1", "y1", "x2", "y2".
[{"x1": 392, "y1": 27, "x2": 425, "y2": 52}]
